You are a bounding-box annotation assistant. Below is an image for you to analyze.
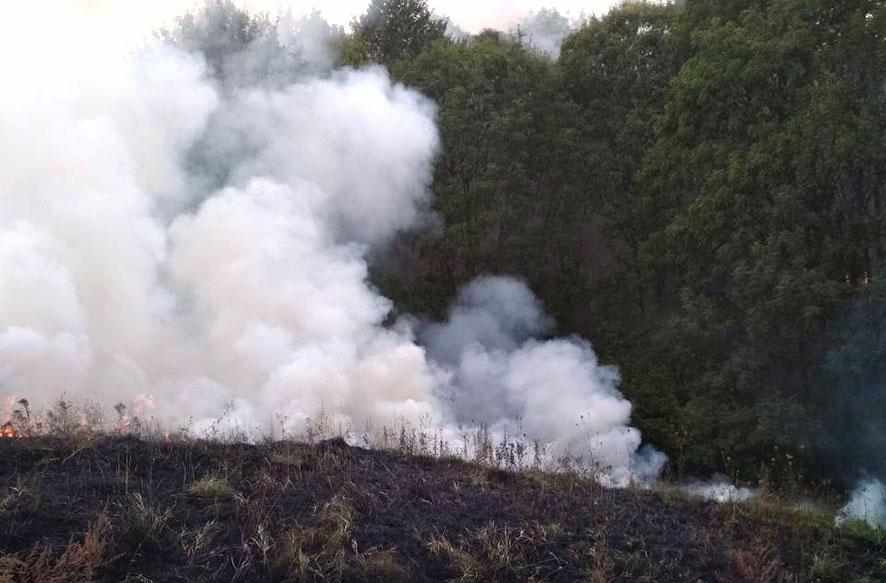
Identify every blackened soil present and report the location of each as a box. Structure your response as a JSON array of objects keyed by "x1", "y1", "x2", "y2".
[{"x1": 0, "y1": 436, "x2": 882, "y2": 582}]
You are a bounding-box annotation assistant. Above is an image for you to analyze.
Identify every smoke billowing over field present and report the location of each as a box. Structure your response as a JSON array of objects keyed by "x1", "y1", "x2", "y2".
[
  {"x1": 0, "y1": 2, "x2": 660, "y2": 485},
  {"x1": 2, "y1": 0, "x2": 886, "y2": 539}
]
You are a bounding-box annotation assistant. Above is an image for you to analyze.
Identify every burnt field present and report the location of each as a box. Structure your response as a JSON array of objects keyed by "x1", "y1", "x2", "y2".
[{"x1": 0, "y1": 435, "x2": 883, "y2": 583}]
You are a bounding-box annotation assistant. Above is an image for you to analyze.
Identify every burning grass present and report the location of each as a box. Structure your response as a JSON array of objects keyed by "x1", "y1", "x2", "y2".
[
  {"x1": 0, "y1": 423, "x2": 18, "y2": 440},
  {"x1": 0, "y1": 435, "x2": 881, "y2": 583}
]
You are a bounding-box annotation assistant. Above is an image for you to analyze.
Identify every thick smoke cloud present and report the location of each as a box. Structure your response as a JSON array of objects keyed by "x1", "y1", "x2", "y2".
[
  {"x1": 0, "y1": 30, "x2": 441, "y2": 435},
  {"x1": 423, "y1": 277, "x2": 666, "y2": 485},
  {"x1": 0, "y1": 4, "x2": 661, "y2": 485},
  {"x1": 423, "y1": 276, "x2": 553, "y2": 361}
]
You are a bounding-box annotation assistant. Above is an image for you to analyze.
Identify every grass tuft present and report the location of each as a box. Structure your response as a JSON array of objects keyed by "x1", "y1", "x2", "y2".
[
  {"x1": 0, "y1": 513, "x2": 111, "y2": 583},
  {"x1": 188, "y1": 475, "x2": 234, "y2": 499}
]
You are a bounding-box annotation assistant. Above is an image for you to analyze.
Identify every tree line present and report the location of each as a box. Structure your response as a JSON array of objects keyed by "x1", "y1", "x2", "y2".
[{"x1": 168, "y1": 0, "x2": 886, "y2": 489}]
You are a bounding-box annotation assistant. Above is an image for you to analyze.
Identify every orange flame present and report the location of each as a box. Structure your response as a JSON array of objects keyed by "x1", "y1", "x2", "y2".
[{"x1": 1, "y1": 422, "x2": 19, "y2": 439}]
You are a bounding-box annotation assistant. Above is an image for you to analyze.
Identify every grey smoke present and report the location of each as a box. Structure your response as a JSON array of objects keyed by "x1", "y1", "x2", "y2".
[
  {"x1": 276, "y1": 10, "x2": 345, "y2": 75},
  {"x1": 160, "y1": 2, "x2": 345, "y2": 90},
  {"x1": 514, "y1": 8, "x2": 575, "y2": 59},
  {"x1": 684, "y1": 481, "x2": 756, "y2": 504},
  {"x1": 821, "y1": 280, "x2": 886, "y2": 529},
  {"x1": 423, "y1": 276, "x2": 666, "y2": 485},
  {"x1": 836, "y1": 479, "x2": 886, "y2": 530},
  {"x1": 445, "y1": 21, "x2": 471, "y2": 41},
  {"x1": 423, "y1": 276, "x2": 553, "y2": 361}
]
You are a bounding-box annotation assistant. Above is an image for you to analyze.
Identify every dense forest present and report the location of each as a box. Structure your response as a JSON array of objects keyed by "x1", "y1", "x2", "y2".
[{"x1": 165, "y1": 0, "x2": 886, "y2": 490}]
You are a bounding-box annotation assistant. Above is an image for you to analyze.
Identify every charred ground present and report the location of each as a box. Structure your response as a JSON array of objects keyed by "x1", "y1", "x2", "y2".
[{"x1": 0, "y1": 435, "x2": 882, "y2": 583}]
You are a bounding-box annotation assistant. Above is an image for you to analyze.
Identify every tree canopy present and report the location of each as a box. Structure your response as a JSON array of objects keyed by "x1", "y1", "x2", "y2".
[
  {"x1": 380, "y1": 0, "x2": 886, "y2": 487},
  {"x1": 351, "y1": 0, "x2": 448, "y2": 67}
]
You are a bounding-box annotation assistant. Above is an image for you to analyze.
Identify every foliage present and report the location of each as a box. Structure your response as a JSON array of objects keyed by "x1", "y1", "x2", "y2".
[
  {"x1": 351, "y1": 0, "x2": 448, "y2": 67},
  {"x1": 160, "y1": 0, "x2": 343, "y2": 87},
  {"x1": 372, "y1": 0, "x2": 886, "y2": 487}
]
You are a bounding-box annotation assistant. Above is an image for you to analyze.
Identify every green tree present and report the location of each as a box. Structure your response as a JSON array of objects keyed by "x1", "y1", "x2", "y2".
[
  {"x1": 635, "y1": 0, "x2": 886, "y2": 479},
  {"x1": 161, "y1": 0, "x2": 344, "y2": 88},
  {"x1": 373, "y1": 33, "x2": 587, "y2": 324},
  {"x1": 352, "y1": 0, "x2": 448, "y2": 67}
]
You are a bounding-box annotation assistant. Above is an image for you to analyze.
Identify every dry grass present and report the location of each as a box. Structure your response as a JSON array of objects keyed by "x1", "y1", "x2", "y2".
[
  {"x1": 0, "y1": 514, "x2": 111, "y2": 583},
  {"x1": 117, "y1": 493, "x2": 173, "y2": 551},
  {"x1": 267, "y1": 495, "x2": 359, "y2": 582},
  {"x1": 427, "y1": 534, "x2": 484, "y2": 581},
  {"x1": 261, "y1": 492, "x2": 413, "y2": 582},
  {"x1": 584, "y1": 531, "x2": 614, "y2": 583},
  {"x1": 0, "y1": 475, "x2": 43, "y2": 516},
  {"x1": 427, "y1": 521, "x2": 577, "y2": 582},
  {"x1": 0, "y1": 431, "x2": 882, "y2": 582},
  {"x1": 188, "y1": 475, "x2": 235, "y2": 499},
  {"x1": 354, "y1": 549, "x2": 412, "y2": 581},
  {"x1": 731, "y1": 536, "x2": 789, "y2": 583},
  {"x1": 178, "y1": 520, "x2": 220, "y2": 567}
]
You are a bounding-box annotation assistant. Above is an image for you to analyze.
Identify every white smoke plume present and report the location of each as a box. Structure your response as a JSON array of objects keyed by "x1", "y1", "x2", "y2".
[
  {"x1": 0, "y1": 4, "x2": 662, "y2": 486},
  {"x1": 514, "y1": 8, "x2": 576, "y2": 59},
  {"x1": 0, "y1": 14, "x2": 442, "y2": 435},
  {"x1": 423, "y1": 277, "x2": 666, "y2": 485},
  {"x1": 683, "y1": 481, "x2": 757, "y2": 504},
  {"x1": 160, "y1": 3, "x2": 345, "y2": 89},
  {"x1": 836, "y1": 479, "x2": 886, "y2": 530},
  {"x1": 276, "y1": 10, "x2": 345, "y2": 74}
]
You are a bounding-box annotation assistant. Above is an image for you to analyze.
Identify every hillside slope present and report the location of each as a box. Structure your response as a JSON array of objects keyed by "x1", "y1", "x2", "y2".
[{"x1": 0, "y1": 436, "x2": 882, "y2": 582}]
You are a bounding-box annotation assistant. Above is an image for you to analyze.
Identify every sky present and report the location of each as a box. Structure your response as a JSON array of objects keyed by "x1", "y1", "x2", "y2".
[{"x1": 27, "y1": 1, "x2": 625, "y2": 52}]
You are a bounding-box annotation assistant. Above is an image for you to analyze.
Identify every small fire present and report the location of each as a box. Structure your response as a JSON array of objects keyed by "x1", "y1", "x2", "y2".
[{"x1": 1, "y1": 422, "x2": 19, "y2": 439}]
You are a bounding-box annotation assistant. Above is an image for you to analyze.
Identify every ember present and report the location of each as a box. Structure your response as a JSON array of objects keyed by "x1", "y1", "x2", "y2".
[{"x1": 0, "y1": 422, "x2": 19, "y2": 439}]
